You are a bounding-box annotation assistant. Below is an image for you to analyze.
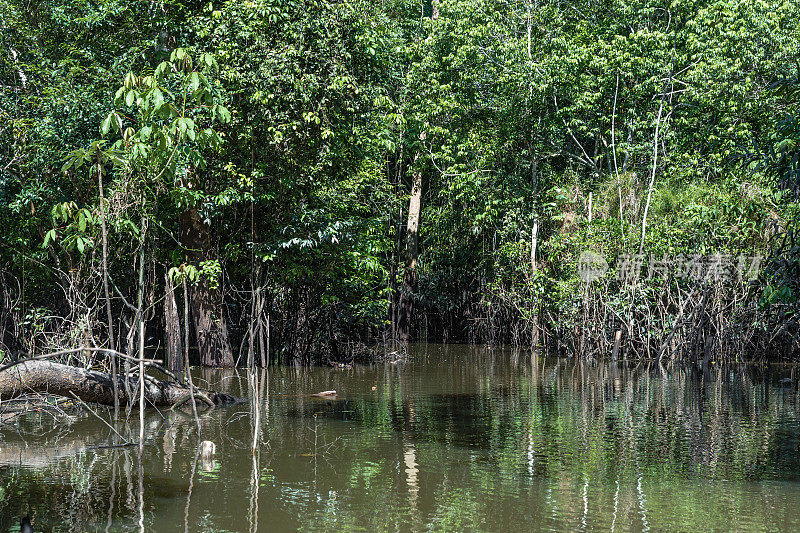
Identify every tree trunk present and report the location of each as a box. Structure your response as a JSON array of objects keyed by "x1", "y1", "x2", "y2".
[
  {"x1": 397, "y1": 3, "x2": 438, "y2": 343},
  {"x1": 640, "y1": 94, "x2": 665, "y2": 253},
  {"x1": 0, "y1": 360, "x2": 238, "y2": 407},
  {"x1": 398, "y1": 166, "x2": 422, "y2": 343},
  {"x1": 180, "y1": 207, "x2": 234, "y2": 367},
  {"x1": 96, "y1": 155, "x2": 118, "y2": 416},
  {"x1": 164, "y1": 271, "x2": 183, "y2": 373}
]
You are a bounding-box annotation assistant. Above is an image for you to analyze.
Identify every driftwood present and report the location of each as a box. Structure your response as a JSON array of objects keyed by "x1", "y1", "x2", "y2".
[{"x1": 0, "y1": 360, "x2": 240, "y2": 408}]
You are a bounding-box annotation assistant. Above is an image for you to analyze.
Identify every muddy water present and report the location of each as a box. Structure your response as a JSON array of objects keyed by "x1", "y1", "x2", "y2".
[{"x1": 2, "y1": 344, "x2": 800, "y2": 531}]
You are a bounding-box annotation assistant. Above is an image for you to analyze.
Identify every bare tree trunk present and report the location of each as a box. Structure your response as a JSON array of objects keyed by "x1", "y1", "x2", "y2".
[
  {"x1": 530, "y1": 155, "x2": 540, "y2": 348},
  {"x1": 0, "y1": 360, "x2": 238, "y2": 407},
  {"x1": 181, "y1": 277, "x2": 202, "y2": 438},
  {"x1": 527, "y1": 1, "x2": 541, "y2": 350},
  {"x1": 640, "y1": 94, "x2": 665, "y2": 253},
  {"x1": 529, "y1": 137, "x2": 539, "y2": 348},
  {"x1": 96, "y1": 155, "x2": 118, "y2": 417},
  {"x1": 180, "y1": 207, "x2": 234, "y2": 367},
  {"x1": 137, "y1": 244, "x2": 145, "y2": 453},
  {"x1": 398, "y1": 165, "x2": 422, "y2": 343},
  {"x1": 183, "y1": 278, "x2": 190, "y2": 369},
  {"x1": 257, "y1": 288, "x2": 268, "y2": 367},
  {"x1": 397, "y1": 1, "x2": 439, "y2": 343},
  {"x1": 526, "y1": 0, "x2": 532, "y2": 60},
  {"x1": 190, "y1": 277, "x2": 233, "y2": 367},
  {"x1": 611, "y1": 73, "x2": 625, "y2": 234},
  {"x1": 164, "y1": 271, "x2": 183, "y2": 373},
  {"x1": 9, "y1": 48, "x2": 27, "y2": 89},
  {"x1": 247, "y1": 285, "x2": 255, "y2": 368},
  {"x1": 530, "y1": 218, "x2": 539, "y2": 348},
  {"x1": 138, "y1": 288, "x2": 145, "y2": 456}
]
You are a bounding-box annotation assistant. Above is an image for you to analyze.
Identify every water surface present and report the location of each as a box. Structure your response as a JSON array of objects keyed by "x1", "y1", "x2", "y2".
[{"x1": 2, "y1": 344, "x2": 800, "y2": 531}]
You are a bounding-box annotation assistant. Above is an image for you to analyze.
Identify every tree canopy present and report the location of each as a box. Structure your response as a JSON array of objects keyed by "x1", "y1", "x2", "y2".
[{"x1": 1, "y1": 0, "x2": 799, "y2": 364}]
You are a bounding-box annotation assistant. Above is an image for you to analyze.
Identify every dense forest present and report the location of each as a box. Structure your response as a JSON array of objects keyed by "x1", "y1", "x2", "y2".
[{"x1": 2, "y1": 0, "x2": 799, "y2": 369}]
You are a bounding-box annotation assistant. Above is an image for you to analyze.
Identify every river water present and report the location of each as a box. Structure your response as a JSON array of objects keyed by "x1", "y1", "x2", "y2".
[{"x1": 1, "y1": 343, "x2": 800, "y2": 531}]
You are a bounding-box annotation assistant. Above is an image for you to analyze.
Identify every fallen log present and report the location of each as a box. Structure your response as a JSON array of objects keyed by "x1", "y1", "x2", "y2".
[{"x1": 0, "y1": 360, "x2": 241, "y2": 408}]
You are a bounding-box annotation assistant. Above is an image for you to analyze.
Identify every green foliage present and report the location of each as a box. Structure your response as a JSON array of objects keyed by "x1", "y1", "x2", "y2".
[
  {"x1": 169, "y1": 264, "x2": 200, "y2": 285},
  {"x1": 102, "y1": 48, "x2": 230, "y2": 181},
  {"x1": 2, "y1": 0, "x2": 799, "y2": 357},
  {"x1": 44, "y1": 201, "x2": 96, "y2": 254}
]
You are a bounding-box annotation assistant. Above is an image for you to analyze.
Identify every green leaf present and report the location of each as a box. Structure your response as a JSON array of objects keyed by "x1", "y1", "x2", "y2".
[
  {"x1": 101, "y1": 113, "x2": 113, "y2": 135},
  {"x1": 170, "y1": 48, "x2": 188, "y2": 62},
  {"x1": 217, "y1": 105, "x2": 231, "y2": 123},
  {"x1": 155, "y1": 61, "x2": 169, "y2": 79},
  {"x1": 189, "y1": 72, "x2": 200, "y2": 92},
  {"x1": 153, "y1": 89, "x2": 164, "y2": 109},
  {"x1": 43, "y1": 229, "x2": 56, "y2": 248}
]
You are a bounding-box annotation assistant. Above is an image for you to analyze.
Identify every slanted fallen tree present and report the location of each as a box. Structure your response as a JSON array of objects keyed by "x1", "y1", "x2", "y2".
[{"x1": 0, "y1": 349, "x2": 241, "y2": 408}]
